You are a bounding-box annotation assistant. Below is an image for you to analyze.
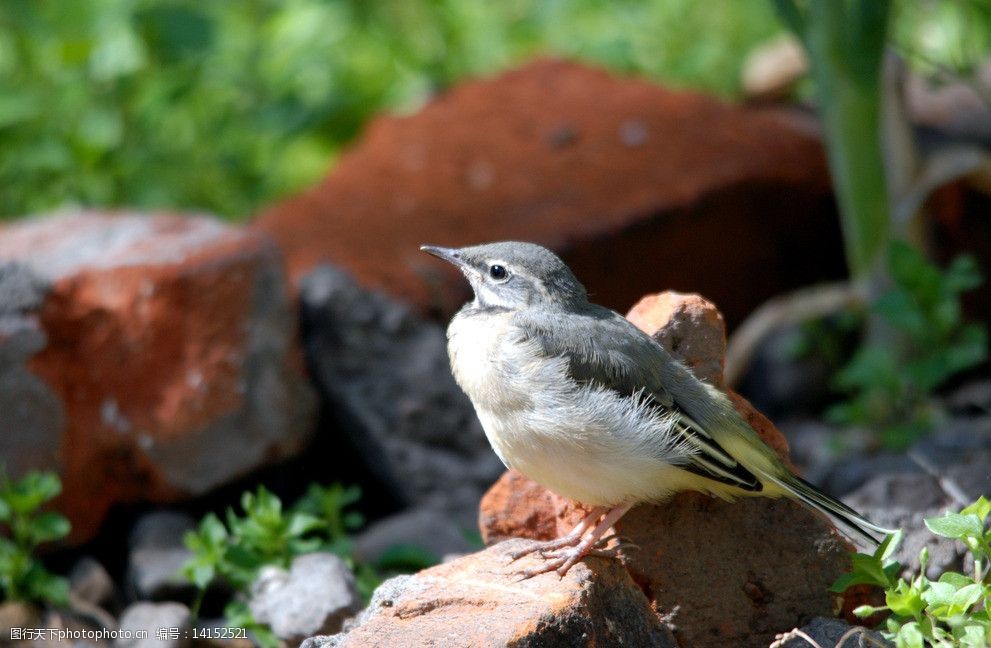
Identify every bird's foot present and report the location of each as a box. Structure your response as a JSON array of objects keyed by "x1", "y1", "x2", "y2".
[
  {"x1": 592, "y1": 533, "x2": 640, "y2": 554},
  {"x1": 508, "y1": 503, "x2": 634, "y2": 580},
  {"x1": 506, "y1": 534, "x2": 582, "y2": 563},
  {"x1": 514, "y1": 546, "x2": 588, "y2": 580},
  {"x1": 538, "y1": 535, "x2": 636, "y2": 561}
]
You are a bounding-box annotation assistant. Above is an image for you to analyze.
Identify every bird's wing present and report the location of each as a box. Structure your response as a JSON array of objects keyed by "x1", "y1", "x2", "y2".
[{"x1": 515, "y1": 306, "x2": 762, "y2": 492}]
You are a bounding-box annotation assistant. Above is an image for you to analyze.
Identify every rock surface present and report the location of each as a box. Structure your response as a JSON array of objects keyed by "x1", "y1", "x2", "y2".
[
  {"x1": 626, "y1": 291, "x2": 727, "y2": 386},
  {"x1": 0, "y1": 211, "x2": 317, "y2": 541},
  {"x1": 777, "y1": 616, "x2": 889, "y2": 648},
  {"x1": 353, "y1": 505, "x2": 477, "y2": 565},
  {"x1": 299, "y1": 265, "x2": 502, "y2": 525},
  {"x1": 69, "y1": 556, "x2": 116, "y2": 610},
  {"x1": 117, "y1": 602, "x2": 191, "y2": 648},
  {"x1": 303, "y1": 539, "x2": 676, "y2": 648},
  {"x1": 249, "y1": 553, "x2": 361, "y2": 645},
  {"x1": 792, "y1": 400, "x2": 991, "y2": 580},
  {"x1": 0, "y1": 263, "x2": 64, "y2": 478},
  {"x1": 255, "y1": 58, "x2": 843, "y2": 326},
  {"x1": 126, "y1": 511, "x2": 197, "y2": 602},
  {"x1": 479, "y1": 292, "x2": 851, "y2": 647}
]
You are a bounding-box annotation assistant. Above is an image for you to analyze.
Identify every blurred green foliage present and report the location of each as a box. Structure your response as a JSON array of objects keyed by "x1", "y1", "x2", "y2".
[
  {"x1": 893, "y1": 0, "x2": 991, "y2": 79},
  {"x1": 2, "y1": 1, "x2": 988, "y2": 222},
  {"x1": 0, "y1": 0, "x2": 781, "y2": 220},
  {"x1": 0, "y1": 470, "x2": 71, "y2": 606},
  {"x1": 827, "y1": 243, "x2": 987, "y2": 449}
]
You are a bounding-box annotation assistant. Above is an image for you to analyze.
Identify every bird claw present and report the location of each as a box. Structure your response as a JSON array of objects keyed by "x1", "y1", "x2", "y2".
[
  {"x1": 512, "y1": 549, "x2": 583, "y2": 580},
  {"x1": 506, "y1": 535, "x2": 582, "y2": 563},
  {"x1": 593, "y1": 534, "x2": 640, "y2": 554}
]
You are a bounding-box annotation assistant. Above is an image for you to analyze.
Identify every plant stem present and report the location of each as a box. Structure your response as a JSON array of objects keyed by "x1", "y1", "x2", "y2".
[
  {"x1": 773, "y1": 0, "x2": 892, "y2": 284},
  {"x1": 804, "y1": 1, "x2": 892, "y2": 282}
]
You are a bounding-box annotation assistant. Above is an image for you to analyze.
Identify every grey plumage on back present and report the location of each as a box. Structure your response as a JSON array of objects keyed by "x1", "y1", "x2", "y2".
[
  {"x1": 421, "y1": 241, "x2": 892, "y2": 577},
  {"x1": 515, "y1": 304, "x2": 767, "y2": 492}
]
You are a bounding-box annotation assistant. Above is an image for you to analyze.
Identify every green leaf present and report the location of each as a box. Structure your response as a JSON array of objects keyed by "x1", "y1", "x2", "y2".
[
  {"x1": 28, "y1": 511, "x2": 71, "y2": 544},
  {"x1": 829, "y1": 536, "x2": 902, "y2": 593},
  {"x1": 21, "y1": 564, "x2": 69, "y2": 606},
  {"x1": 960, "y1": 623, "x2": 988, "y2": 648},
  {"x1": 950, "y1": 583, "x2": 984, "y2": 614},
  {"x1": 888, "y1": 241, "x2": 928, "y2": 289},
  {"x1": 375, "y1": 545, "x2": 438, "y2": 571},
  {"x1": 925, "y1": 512, "x2": 985, "y2": 541},
  {"x1": 286, "y1": 537, "x2": 322, "y2": 556},
  {"x1": 183, "y1": 561, "x2": 216, "y2": 590},
  {"x1": 201, "y1": 513, "x2": 229, "y2": 545},
  {"x1": 874, "y1": 290, "x2": 927, "y2": 337},
  {"x1": 224, "y1": 544, "x2": 265, "y2": 573},
  {"x1": 921, "y1": 580, "x2": 955, "y2": 609},
  {"x1": 343, "y1": 511, "x2": 365, "y2": 531},
  {"x1": 877, "y1": 529, "x2": 903, "y2": 562},
  {"x1": 939, "y1": 571, "x2": 974, "y2": 589},
  {"x1": 4, "y1": 472, "x2": 61, "y2": 515},
  {"x1": 852, "y1": 551, "x2": 895, "y2": 587},
  {"x1": 945, "y1": 255, "x2": 983, "y2": 293},
  {"x1": 887, "y1": 579, "x2": 925, "y2": 618},
  {"x1": 286, "y1": 513, "x2": 324, "y2": 538},
  {"x1": 895, "y1": 621, "x2": 924, "y2": 648}
]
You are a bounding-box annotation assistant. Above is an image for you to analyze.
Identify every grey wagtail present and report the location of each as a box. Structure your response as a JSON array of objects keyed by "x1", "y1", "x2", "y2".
[{"x1": 421, "y1": 241, "x2": 891, "y2": 578}]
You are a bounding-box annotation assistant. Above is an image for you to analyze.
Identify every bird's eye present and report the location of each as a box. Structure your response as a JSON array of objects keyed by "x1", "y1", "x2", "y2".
[{"x1": 488, "y1": 264, "x2": 508, "y2": 281}]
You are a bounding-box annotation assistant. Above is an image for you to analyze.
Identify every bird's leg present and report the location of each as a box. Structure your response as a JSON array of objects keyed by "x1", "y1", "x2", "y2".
[
  {"x1": 507, "y1": 506, "x2": 606, "y2": 561},
  {"x1": 517, "y1": 503, "x2": 633, "y2": 579},
  {"x1": 578, "y1": 532, "x2": 639, "y2": 558}
]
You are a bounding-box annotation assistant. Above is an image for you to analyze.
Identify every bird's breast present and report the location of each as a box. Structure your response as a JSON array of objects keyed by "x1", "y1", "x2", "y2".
[{"x1": 448, "y1": 310, "x2": 524, "y2": 406}]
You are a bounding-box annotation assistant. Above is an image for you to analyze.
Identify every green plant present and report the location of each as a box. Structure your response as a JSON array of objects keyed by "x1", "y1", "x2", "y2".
[
  {"x1": 773, "y1": 0, "x2": 891, "y2": 281},
  {"x1": 181, "y1": 484, "x2": 382, "y2": 646},
  {"x1": 0, "y1": 1, "x2": 781, "y2": 221},
  {"x1": 826, "y1": 242, "x2": 987, "y2": 449},
  {"x1": 0, "y1": 471, "x2": 71, "y2": 605},
  {"x1": 832, "y1": 497, "x2": 991, "y2": 647}
]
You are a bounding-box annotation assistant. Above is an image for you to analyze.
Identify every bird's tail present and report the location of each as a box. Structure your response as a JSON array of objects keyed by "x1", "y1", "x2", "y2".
[{"x1": 765, "y1": 473, "x2": 896, "y2": 546}]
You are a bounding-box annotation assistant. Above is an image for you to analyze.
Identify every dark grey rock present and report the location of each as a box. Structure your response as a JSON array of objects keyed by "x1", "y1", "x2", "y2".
[
  {"x1": 846, "y1": 473, "x2": 962, "y2": 580},
  {"x1": 0, "y1": 262, "x2": 47, "y2": 315},
  {"x1": 249, "y1": 553, "x2": 361, "y2": 644},
  {"x1": 353, "y1": 506, "x2": 475, "y2": 565},
  {"x1": 69, "y1": 557, "x2": 116, "y2": 610},
  {"x1": 735, "y1": 322, "x2": 836, "y2": 420},
  {"x1": 117, "y1": 602, "x2": 191, "y2": 648},
  {"x1": 945, "y1": 378, "x2": 991, "y2": 415},
  {"x1": 777, "y1": 616, "x2": 890, "y2": 647},
  {"x1": 786, "y1": 402, "x2": 991, "y2": 581},
  {"x1": 298, "y1": 577, "x2": 416, "y2": 648},
  {"x1": 0, "y1": 262, "x2": 63, "y2": 478},
  {"x1": 782, "y1": 418, "x2": 923, "y2": 498},
  {"x1": 126, "y1": 512, "x2": 196, "y2": 602},
  {"x1": 299, "y1": 266, "x2": 503, "y2": 525}
]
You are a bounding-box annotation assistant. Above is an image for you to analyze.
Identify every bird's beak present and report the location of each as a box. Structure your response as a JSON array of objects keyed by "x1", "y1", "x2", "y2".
[{"x1": 420, "y1": 245, "x2": 466, "y2": 269}]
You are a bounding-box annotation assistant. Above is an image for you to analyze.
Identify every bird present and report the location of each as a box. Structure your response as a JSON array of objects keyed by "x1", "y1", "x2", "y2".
[{"x1": 421, "y1": 241, "x2": 893, "y2": 578}]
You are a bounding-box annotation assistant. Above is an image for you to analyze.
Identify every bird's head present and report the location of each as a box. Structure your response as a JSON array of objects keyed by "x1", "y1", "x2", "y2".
[{"x1": 420, "y1": 241, "x2": 587, "y2": 310}]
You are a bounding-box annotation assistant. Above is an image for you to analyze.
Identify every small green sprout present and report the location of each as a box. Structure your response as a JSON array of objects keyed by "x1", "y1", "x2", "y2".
[
  {"x1": 0, "y1": 470, "x2": 71, "y2": 606},
  {"x1": 181, "y1": 483, "x2": 390, "y2": 646},
  {"x1": 828, "y1": 243, "x2": 987, "y2": 449},
  {"x1": 832, "y1": 496, "x2": 991, "y2": 647}
]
